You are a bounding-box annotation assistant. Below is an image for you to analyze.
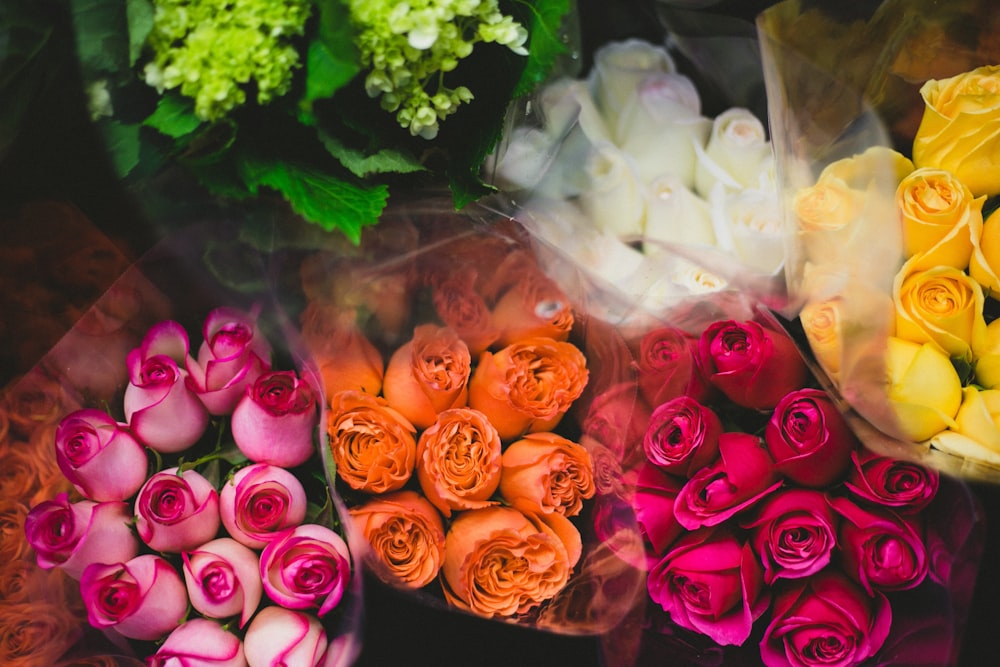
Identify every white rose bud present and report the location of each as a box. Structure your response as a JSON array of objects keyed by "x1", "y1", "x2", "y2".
[
  {"x1": 695, "y1": 107, "x2": 772, "y2": 198},
  {"x1": 710, "y1": 187, "x2": 786, "y2": 276},
  {"x1": 589, "y1": 38, "x2": 676, "y2": 142},
  {"x1": 578, "y1": 142, "x2": 646, "y2": 237},
  {"x1": 643, "y1": 173, "x2": 716, "y2": 248}
]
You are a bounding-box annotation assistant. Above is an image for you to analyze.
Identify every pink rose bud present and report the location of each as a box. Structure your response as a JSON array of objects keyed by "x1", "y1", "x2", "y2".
[
  {"x1": 844, "y1": 449, "x2": 939, "y2": 512},
  {"x1": 636, "y1": 325, "x2": 714, "y2": 407},
  {"x1": 220, "y1": 462, "x2": 308, "y2": 549},
  {"x1": 183, "y1": 537, "x2": 262, "y2": 628},
  {"x1": 135, "y1": 467, "x2": 221, "y2": 553},
  {"x1": 765, "y1": 388, "x2": 857, "y2": 488},
  {"x1": 632, "y1": 462, "x2": 686, "y2": 561},
  {"x1": 124, "y1": 320, "x2": 210, "y2": 452},
  {"x1": 186, "y1": 306, "x2": 273, "y2": 415},
  {"x1": 149, "y1": 618, "x2": 246, "y2": 667},
  {"x1": 581, "y1": 382, "x2": 651, "y2": 462},
  {"x1": 24, "y1": 492, "x2": 140, "y2": 580},
  {"x1": 80, "y1": 554, "x2": 188, "y2": 641},
  {"x1": 643, "y1": 396, "x2": 722, "y2": 476},
  {"x1": 260, "y1": 523, "x2": 351, "y2": 616},
  {"x1": 243, "y1": 606, "x2": 328, "y2": 667},
  {"x1": 231, "y1": 371, "x2": 318, "y2": 468},
  {"x1": 54, "y1": 408, "x2": 148, "y2": 502}
]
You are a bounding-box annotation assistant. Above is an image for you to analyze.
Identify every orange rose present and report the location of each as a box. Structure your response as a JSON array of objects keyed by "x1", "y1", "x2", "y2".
[
  {"x1": 468, "y1": 337, "x2": 589, "y2": 440},
  {"x1": 499, "y1": 432, "x2": 596, "y2": 518},
  {"x1": 350, "y1": 490, "x2": 446, "y2": 589},
  {"x1": 430, "y1": 269, "x2": 501, "y2": 357},
  {"x1": 0, "y1": 601, "x2": 84, "y2": 667},
  {"x1": 299, "y1": 301, "x2": 384, "y2": 400},
  {"x1": 440, "y1": 505, "x2": 581, "y2": 618},
  {"x1": 415, "y1": 408, "x2": 503, "y2": 517},
  {"x1": 383, "y1": 324, "x2": 471, "y2": 430},
  {"x1": 2, "y1": 369, "x2": 79, "y2": 439},
  {"x1": 896, "y1": 168, "x2": 984, "y2": 270},
  {"x1": 0, "y1": 500, "x2": 30, "y2": 565},
  {"x1": 328, "y1": 390, "x2": 417, "y2": 494},
  {"x1": 490, "y1": 272, "x2": 574, "y2": 347}
]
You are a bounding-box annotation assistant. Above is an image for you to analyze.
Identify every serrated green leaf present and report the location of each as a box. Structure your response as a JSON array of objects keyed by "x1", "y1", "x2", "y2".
[
  {"x1": 70, "y1": 0, "x2": 130, "y2": 79},
  {"x1": 303, "y1": 0, "x2": 361, "y2": 106},
  {"x1": 318, "y1": 131, "x2": 425, "y2": 178},
  {"x1": 143, "y1": 93, "x2": 203, "y2": 138},
  {"x1": 99, "y1": 119, "x2": 141, "y2": 177},
  {"x1": 125, "y1": 0, "x2": 154, "y2": 66},
  {"x1": 514, "y1": 0, "x2": 575, "y2": 97}
]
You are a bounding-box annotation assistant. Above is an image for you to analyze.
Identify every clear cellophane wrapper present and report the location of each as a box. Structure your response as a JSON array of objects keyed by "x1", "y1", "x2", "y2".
[
  {"x1": 0, "y1": 214, "x2": 364, "y2": 665},
  {"x1": 758, "y1": 0, "x2": 1000, "y2": 481}
]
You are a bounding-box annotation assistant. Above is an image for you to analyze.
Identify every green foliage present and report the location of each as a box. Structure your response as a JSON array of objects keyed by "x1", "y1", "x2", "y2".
[
  {"x1": 513, "y1": 0, "x2": 576, "y2": 97},
  {"x1": 319, "y1": 131, "x2": 425, "y2": 179},
  {"x1": 303, "y1": 0, "x2": 362, "y2": 111},
  {"x1": 143, "y1": 93, "x2": 203, "y2": 138}
]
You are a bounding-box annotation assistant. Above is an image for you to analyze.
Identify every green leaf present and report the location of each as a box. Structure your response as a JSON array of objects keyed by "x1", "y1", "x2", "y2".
[
  {"x1": 513, "y1": 0, "x2": 575, "y2": 97},
  {"x1": 70, "y1": 0, "x2": 131, "y2": 79},
  {"x1": 143, "y1": 93, "x2": 203, "y2": 138},
  {"x1": 303, "y1": 0, "x2": 361, "y2": 107},
  {"x1": 99, "y1": 119, "x2": 141, "y2": 177},
  {"x1": 125, "y1": 0, "x2": 155, "y2": 66},
  {"x1": 239, "y1": 157, "x2": 388, "y2": 243},
  {"x1": 318, "y1": 130, "x2": 425, "y2": 178}
]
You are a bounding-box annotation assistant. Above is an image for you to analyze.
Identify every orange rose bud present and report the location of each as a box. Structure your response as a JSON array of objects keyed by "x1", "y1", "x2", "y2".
[
  {"x1": 382, "y1": 324, "x2": 471, "y2": 430},
  {"x1": 499, "y1": 432, "x2": 596, "y2": 517},
  {"x1": 468, "y1": 337, "x2": 589, "y2": 440},
  {"x1": 490, "y1": 273, "x2": 574, "y2": 347},
  {"x1": 299, "y1": 302, "x2": 384, "y2": 401},
  {"x1": 415, "y1": 408, "x2": 503, "y2": 517},
  {"x1": 440, "y1": 505, "x2": 581, "y2": 618},
  {"x1": 328, "y1": 390, "x2": 417, "y2": 494},
  {"x1": 350, "y1": 490, "x2": 446, "y2": 589},
  {"x1": 430, "y1": 269, "x2": 501, "y2": 357}
]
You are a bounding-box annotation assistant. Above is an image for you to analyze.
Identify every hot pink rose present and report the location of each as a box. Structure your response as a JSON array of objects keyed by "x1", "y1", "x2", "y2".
[
  {"x1": 636, "y1": 325, "x2": 713, "y2": 407},
  {"x1": 231, "y1": 370, "x2": 319, "y2": 468},
  {"x1": 149, "y1": 618, "x2": 246, "y2": 667},
  {"x1": 80, "y1": 554, "x2": 188, "y2": 641},
  {"x1": 632, "y1": 463, "x2": 685, "y2": 561},
  {"x1": 260, "y1": 523, "x2": 352, "y2": 616},
  {"x1": 243, "y1": 606, "x2": 328, "y2": 667},
  {"x1": 135, "y1": 467, "x2": 221, "y2": 553},
  {"x1": 829, "y1": 496, "x2": 929, "y2": 593},
  {"x1": 183, "y1": 537, "x2": 262, "y2": 627},
  {"x1": 24, "y1": 492, "x2": 140, "y2": 580},
  {"x1": 54, "y1": 408, "x2": 148, "y2": 501},
  {"x1": 219, "y1": 462, "x2": 308, "y2": 549},
  {"x1": 186, "y1": 306, "x2": 272, "y2": 415},
  {"x1": 673, "y1": 432, "x2": 782, "y2": 530},
  {"x1": 647, "y1": 526, "x2": 769, "y2": 646},
  {"x1": 124, "y1": 320, "x2": 210, "y2": 452},
  {"x1": 697, "y1": 320, "x2": 807, "y2": 410},
  {"x1": 643, "y1": 396, "x2": 722, "y2": 476},
  {"x1": 581, "y1": 382, "x2": 651, "y2": 462},
  {"x1": 765, "y1": 388, "x2": 856, "y2": 488},
  {"x1": 760, "y1": 571, "x2": 892, "y2": 667},
  {"x1": 844, "y1": 449, "x2": 939, "y2": 512},
  {"x1": 742, "y1": 488, "x2": 839, "y2": 584}
]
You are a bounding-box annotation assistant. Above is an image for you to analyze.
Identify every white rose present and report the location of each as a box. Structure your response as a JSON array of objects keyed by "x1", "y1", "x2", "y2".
[
  {"x1": 643, "y1": 173, "x2": 715, "y2": 248},
  {"x1": 578, "y1": 141, "x2": 646, "y2": 237},
  {"x1": 537, "y1": 77, "x2": 611, "y2": 144},
  {"x1": 489, "y1": 126, "x2": 558, "y2": 192},
  {"x1": 709, "y1": 187, "x2": 785, "y2": 275},
  {"x1": 614, "y1": 72, "x2": 712, "y2": 187},
  {"x1": 589, "y1": 38, "x2": 676, "y2": 141},
  {"x1": 694, "y1": 107, "x2": 772, "y2": 198}
]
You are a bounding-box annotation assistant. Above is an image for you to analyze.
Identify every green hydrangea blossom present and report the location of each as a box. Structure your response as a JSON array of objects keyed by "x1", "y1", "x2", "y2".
[
  {"x1": 350, "y1": 0, "x2": 528, "y2": 139},
  {"x1": 143, "y1": 0, "x2": 312, "y2": 121}
]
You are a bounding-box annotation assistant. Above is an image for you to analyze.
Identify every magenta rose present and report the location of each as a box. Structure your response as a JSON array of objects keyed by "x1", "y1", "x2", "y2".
[
  {"x1": 124, "y1": 320, "x2": 210, "y2": 452},
  {"x1": 764, "y1": 388, "x2": 856, "y2": 488},
  {"x1": 135, "y1": 467, "x2": 221, "y2": 553},
  {"x1": 742, "y1": 488, "x2": 838, "y2": 584},
  {"x1": 149, "y1": 618, "x2": 246, "y2": 667},
  {"x1": 231, "y1": 370, "x2": 319, "y2": 468},
  {"x1": 260, "y1": 523, "x2": 352, "y2": 616},
  {"x1": 591, "y1": 494, "x2": 647, "y2": 570},
  {"x1": 582, "y1": 382, "x2": 651, "y2": 462},
  {"x1": 829, "y1": 496, "x2": 929, "y2": 593},
  {"x1": 844, "y1": 449, "x2": 939, "y2": 513},
  {"x1": 219, "y1": 462, "x2": 308, "y2": 549},
  {"x1": 632, "y1": 462, "x2": 686, "y2": 565},
  {"x1": 636, "y1": 325, "x2": 713, "y2": 407},
  {"x1": 24, "y1": 492, "x2": 140, "y2": 580},
  {"x1": 54, "y1": 408, "x2": 148, "y2": 501},
  {"x1": 647, "y1": 526, "x2": 769, "y2": 646},
  {"x1": 186, "y1": 306, "x2": 273, "y2": 415},
  {"x1": 643, "y1": 396, "x2": 722, "y2": 476},
  {"x1": 673, "y1": 432, "x2": 782, "y2": 530},
  {"x1": 697, "y1": 320, "x2": 807, "y2": 410},
  {"x1": 80, "y1": 554, "x2": 188, "y2": 641},
  {"x1": 243, "y1": 606, "x2": 328, "y2": 667},
  {"x1": 183, "y1": 537, "x2": 262, "y2": 627},
  {"x1": 760, "y1": 570, "x2": 892, "y2": 667}
]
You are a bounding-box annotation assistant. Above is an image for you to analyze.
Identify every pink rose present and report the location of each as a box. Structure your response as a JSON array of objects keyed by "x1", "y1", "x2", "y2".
[
  {"x1": 24, "y1": 492, "x2": 140, "y2": 580},
  {"x1": 183, "y1": 537, "x2": 262, "y2": 628},
  {"x1": 231, "y1": 371, "x2": 319, "y2": 468},
  {"x1": 260, "y1": 523, "x2": 351, "y2": 616},
  {"x1": 844, "y1": 449, "x2": 939, "y2": 512},
  {"x1": 149, "y1": 618, "x2": 246, "y2": 667},
  {"x1": 219, "y1": 462, "x2": 308, "y2": 549},
  {"x1": 673, "y1": 432, "x2": 782, "y2": 530},
  {"x1": 135, "y1": 467, "x2": 221, "y2": 553},
  {"x1": 243, "y1": 606, "x2": 328, "y2": 667},
  {"x1": 80, "y1": 554, "x2": 188, "y2": 641},
  {"x1": 632, "y1": 462, "x2": 685, "y2": 561},
  {"x1": 54, "y1": 408, "x2": 148, "y2": 501},
  {"x1": 829, "y1": 496, "x2": 929, "y2": 593},
  {"x1": 186, "y1": 306, "x2": 272, "y2": 415},
  {"x1": 760, "y1": 571, "x2": 892, "y2": 667},
  {"x1": 636, "y1": 325, "x2": 713, "y2": 407},
  {"x1": 581, "y1": 382, "x2": 651, "y2": 463},
  {"x1": 643, "y1": 396, "x2": 722, "y2": 476},
  {"x1": 742, "y1": 488, "x2": 838, "y2": 584},
  {"x1": 697, "y1": 320, "x2": 807, "y2": 410},
  {"x1": 124, "y1": 320, "x2": 210, "y2": 452},
  {"x1": 765, "y1": 388, "x2": 857, "y2": 488},
  {"x1": 647, "y1": 526, "x2": 769, "y2": 646}
]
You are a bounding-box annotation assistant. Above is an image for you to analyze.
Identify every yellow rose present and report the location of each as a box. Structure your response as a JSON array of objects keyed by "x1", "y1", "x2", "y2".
[
  {"x1": 818, "y1": 146, "x2": 914, "y2": 190},
  {"x1": 794, "y1": 176, "x2": 866, "y2": 264},
  {"x1": 974, "y1": 319, "x2": 1000, "y2": 389},
  {"x1": 800, "y1": 297, "x2": 844, "y2": 379},
  {"x1": 885, "y1": 336, "x2": 962, "y2": 442},
  {"x1": 913, "y1": 64, "x2": 1000, "y2": 197},
  {"x1": 970, "y1": 208, "x2": 1000, "y2": 293},
  {"x1": 893, "y1": 263, "x2": 987, "y2": 361},
  {"x1": 896, "y1": 168, "x2": 985, "y2": 270},
  {"x1": 928, "y1": 387, "x2": 1000, "y2": 467}
]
